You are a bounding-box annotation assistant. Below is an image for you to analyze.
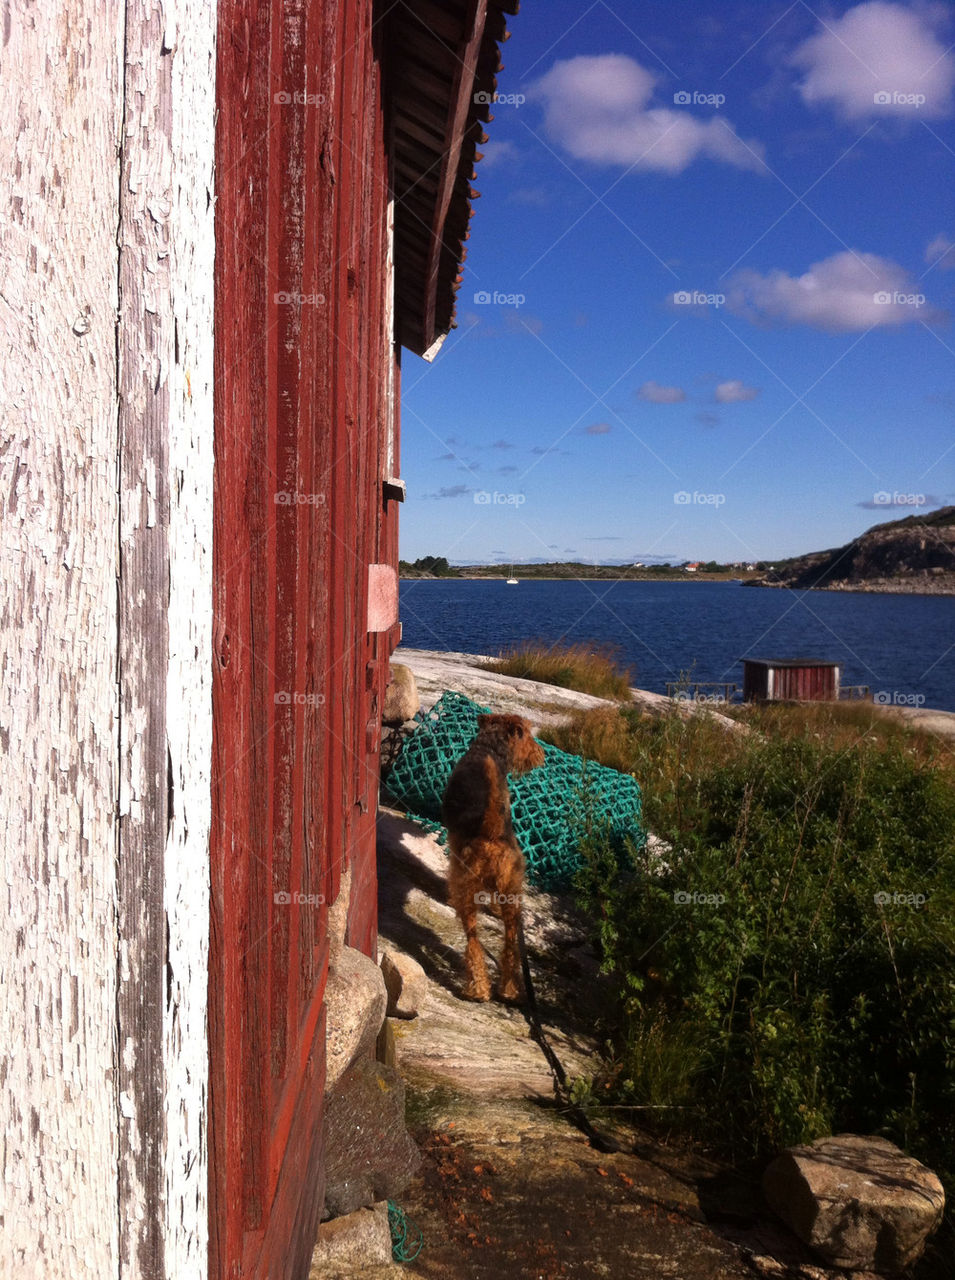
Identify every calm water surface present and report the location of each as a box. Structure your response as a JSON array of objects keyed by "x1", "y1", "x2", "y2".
[{"x1": 400, "y1": 579, "x2": 955, "y2": 712}]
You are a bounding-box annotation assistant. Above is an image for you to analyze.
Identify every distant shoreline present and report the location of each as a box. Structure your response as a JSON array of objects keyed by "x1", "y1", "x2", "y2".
[
  {"x1": 400, "y1": 574, "x2": 954, "y2": 594},
  {"x1": 400, "y1": 573, "x2": 759, "y2": 584}
]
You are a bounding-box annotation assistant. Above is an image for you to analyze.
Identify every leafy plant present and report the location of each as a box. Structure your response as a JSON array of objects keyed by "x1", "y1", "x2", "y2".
[{"x1": 563, "y1": 702, "x2": 955, "y2": 1193}]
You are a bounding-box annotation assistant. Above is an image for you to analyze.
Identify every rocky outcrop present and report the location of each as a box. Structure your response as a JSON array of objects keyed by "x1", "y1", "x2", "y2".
[
  {"x1": 763, "y1": 1133, "x2": 945, "y2": 1273},
  {"x1": 380, "y1": 948, "x2": 428, "y2": 1019},
  {"x1": 383, "y1": 664, "x2": 419, "y2": 725},
  {"x1": 325, "y1": 944, "x2": 388, "y2": 1093},
  {"x1": 309, "y1": 1202, "x2": 392, "y2": 1273},
  {"x1": 322, "y1": 1059, "x2": 422, "y2": 1219},
  {"x1": 753, "y1": 507, "x2": 955, "y2": 594}
]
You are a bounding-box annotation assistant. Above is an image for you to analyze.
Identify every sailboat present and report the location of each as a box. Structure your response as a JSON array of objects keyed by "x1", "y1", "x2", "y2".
[{"x1": 506, "y1": 565, "x2": 518, "y2": 584}]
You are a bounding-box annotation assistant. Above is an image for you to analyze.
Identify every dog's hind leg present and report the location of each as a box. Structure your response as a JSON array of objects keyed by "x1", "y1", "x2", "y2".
[
  {"x1": 448, "y1": 840, "x2": 492, "y2": 1002},
  {"x1": 496, "y1": 896, "x2": 522, "y2": 1002},
  {"x1": 459, "y1": 888, "x2": 492, "y2": 1001}
]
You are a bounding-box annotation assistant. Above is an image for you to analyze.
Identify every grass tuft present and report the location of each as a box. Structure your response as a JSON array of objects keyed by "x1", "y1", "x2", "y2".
[{"x1": 487, "y1": 641, "x2": 634, "y2": 701}]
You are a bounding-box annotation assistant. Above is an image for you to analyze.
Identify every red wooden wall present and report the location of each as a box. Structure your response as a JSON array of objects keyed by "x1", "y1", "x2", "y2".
[
  {"x1": 210, "y1": 1, "x2": 399, "y2": 1276},
  {"x1": 743, "y1": 661, "x2": 840, "y2": 702}
]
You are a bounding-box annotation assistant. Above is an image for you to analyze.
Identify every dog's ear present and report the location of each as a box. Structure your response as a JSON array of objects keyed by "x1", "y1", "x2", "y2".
[{"x1": 477, "y1": 714, "x2": 490, "y2": 730}]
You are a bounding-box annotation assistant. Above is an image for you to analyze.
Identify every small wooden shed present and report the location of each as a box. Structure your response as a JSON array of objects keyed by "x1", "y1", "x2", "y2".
[
  {"x1": 2, "y1": 2, "x2": 516, "y2": 1278},
  {"x1": 743, "y1": 658, "x2": 842, "y2": 703}
]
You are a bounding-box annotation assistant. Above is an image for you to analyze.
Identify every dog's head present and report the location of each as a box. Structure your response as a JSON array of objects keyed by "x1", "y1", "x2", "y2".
[{"x1": 476, "y1": 713, "x2": 546, "y2": 774}]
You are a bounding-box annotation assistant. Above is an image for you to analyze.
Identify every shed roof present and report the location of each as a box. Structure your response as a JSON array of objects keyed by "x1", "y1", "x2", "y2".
[
  {"x1": 387, "y1": 0, "x2": 519, "y2": 358},
  {"x1": 743, "y1": 658, "x2": 842, "y2": 669}
]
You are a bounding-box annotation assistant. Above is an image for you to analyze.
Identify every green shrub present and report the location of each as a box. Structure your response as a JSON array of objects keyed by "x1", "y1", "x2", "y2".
[{"x1": 570, "y1": 706, "x2": 955, "y2": 1190}]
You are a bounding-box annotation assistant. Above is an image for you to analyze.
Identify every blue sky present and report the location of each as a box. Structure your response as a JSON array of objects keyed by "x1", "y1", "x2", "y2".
[{"x1": 399, "y1": 0, "x2": 955, "y2": 566}]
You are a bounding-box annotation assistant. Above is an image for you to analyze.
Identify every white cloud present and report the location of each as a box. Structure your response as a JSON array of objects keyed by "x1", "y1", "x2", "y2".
[
  {"x1": 638, "y1": 380, "x2": 686, "y2": 403},
  {"x1": 792, "y1": 2, "x2": 955, "y2": 120},
  {"x1": 926, "y1": 233, "x2": 955, "y2": 270},
  {"x1": 530, "y1": 54, "x2": 766, "y2": 174},
  {"x1": 715, "y1": 380, "x2": 759, "y2": 403},
  {"x1": 726, "y1": 250, "x2": 945, "y2": 331},
  {"x1": 585, "y1": 422, "x2": 612, "y2": 434}
]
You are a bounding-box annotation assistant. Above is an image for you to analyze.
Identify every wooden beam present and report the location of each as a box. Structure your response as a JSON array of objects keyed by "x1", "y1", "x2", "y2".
[
  {"x1": 420, "y1": 0, "x2": 487, "y2": 351},
  {"x1": 116, "y1": 1, "x2": 216, "y2": 1275}
]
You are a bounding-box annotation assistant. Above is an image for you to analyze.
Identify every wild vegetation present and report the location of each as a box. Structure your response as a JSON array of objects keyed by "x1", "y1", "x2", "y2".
[
  {"x1": 530, "y1": 659, "x2": 955, "y2": 1203},
  {"x1": 488, "y1": 641, "x2": 635, "y2": 701}
]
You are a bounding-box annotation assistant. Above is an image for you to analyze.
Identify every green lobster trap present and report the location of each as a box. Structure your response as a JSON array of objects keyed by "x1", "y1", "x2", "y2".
[{"x1": 384, "y1": 691, "x2": 645, "y2": 890}]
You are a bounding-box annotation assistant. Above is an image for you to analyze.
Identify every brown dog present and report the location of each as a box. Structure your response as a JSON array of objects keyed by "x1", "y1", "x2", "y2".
[{"x1": 441, "y1": 713, "x2": 545, "y2": 1001}]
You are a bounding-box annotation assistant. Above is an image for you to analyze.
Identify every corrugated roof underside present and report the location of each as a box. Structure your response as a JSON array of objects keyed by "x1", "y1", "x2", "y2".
[{"x1": 390, "y1": 0, "x2": 517, "y2": 356}]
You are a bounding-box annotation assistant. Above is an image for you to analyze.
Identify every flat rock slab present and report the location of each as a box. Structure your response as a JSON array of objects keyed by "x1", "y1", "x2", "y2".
[
  {"x1": 394, "y1": 647, "x2": 747, "y2": 733},
  {"x1": 763, "y1": 1134, "x2": 945, "y2": 1272}
]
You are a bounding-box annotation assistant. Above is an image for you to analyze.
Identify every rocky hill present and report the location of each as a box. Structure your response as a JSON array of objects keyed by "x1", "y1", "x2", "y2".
[{"x1": 753, "y1": 506, "x2": 955, "y2": 594}]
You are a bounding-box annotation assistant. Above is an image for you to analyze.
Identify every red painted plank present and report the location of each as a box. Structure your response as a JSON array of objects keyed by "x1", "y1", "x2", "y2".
[{"x1": 212, "y1": 0, "x2": 399, "y2": 1276}]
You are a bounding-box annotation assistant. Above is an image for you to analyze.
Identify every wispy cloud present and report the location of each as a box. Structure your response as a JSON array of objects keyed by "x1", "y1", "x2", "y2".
[
  {"x1": 584, "y1": 421, "x2": 612, "y2": 434},
  {"x1": 926, "y1": 233, "x2": 955, "y2": 270},
  {"x1": 715, "y1": 379, "x2": 759, "y2": 403},
  {"x1": 638, "y1": 380, "x2": 686, "y2": 403},
  {"x1": 480, "y1": 139, "x2": 519, "y2": 167},
  {"x1": 424, "y1": 485, "x2": 471, "y2": 500}
]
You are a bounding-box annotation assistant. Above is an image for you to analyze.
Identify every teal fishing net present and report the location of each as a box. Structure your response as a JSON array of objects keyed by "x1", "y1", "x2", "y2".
[{"x1": 384, "y1": 691, "x2": 645, "y2": 889}]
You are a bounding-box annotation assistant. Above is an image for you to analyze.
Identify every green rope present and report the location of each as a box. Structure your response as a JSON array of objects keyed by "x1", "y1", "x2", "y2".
[
  {"x1": 384, "y1": 690, "x2": 645, "y2": 889},
  {"x1": 387, "y1": 1199, "x2": 424, "y2": 1262}
]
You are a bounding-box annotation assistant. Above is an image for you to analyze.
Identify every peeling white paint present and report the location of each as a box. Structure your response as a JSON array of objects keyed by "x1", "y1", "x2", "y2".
[
  {"x1": 1, "y1": 2, "x2": 215, "y2": 1276},
  {"x1": 0, "y1": 2, "x2": 123, "y2": 1273},
  {"x1": 162, "y1": 1, "x2": 215, "y2": 1273}
]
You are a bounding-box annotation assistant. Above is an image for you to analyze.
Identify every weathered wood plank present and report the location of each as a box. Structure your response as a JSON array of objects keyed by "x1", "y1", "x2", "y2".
[
  {"x1": 0, "y1": 4, "x2": 123, "y2": 1275},
  {"x1": 162, "y1": 1, "x2": 217, "y2": 1276},
  {"x1": 118, "y1": 3, "x2": 218, "y2": 1276},
  {"x1": 116, "y1": 3, "x2": 175, "y2": 1272}
]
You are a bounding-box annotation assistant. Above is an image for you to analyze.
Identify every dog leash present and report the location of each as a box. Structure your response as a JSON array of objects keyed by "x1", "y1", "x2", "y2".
[{"x1": 516, "y1": 916, "x2": 624, "y2": 1154}]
